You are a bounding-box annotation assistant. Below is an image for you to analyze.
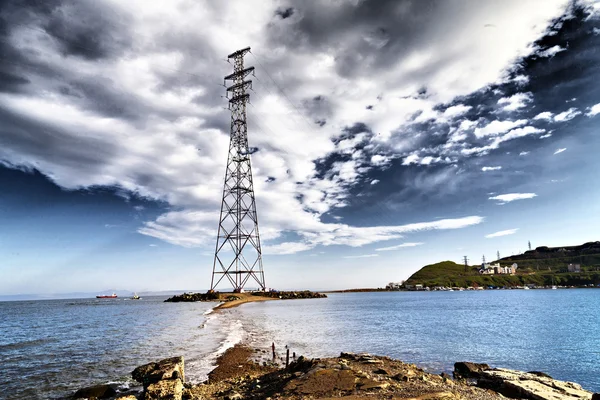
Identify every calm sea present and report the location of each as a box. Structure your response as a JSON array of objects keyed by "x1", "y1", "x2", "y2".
[
  {"x1": 228, "y1": 290, "x2": 600, "y2": 392},
  {"x1": 1, "y1": 290, "x2": 599, "y2": 399}
]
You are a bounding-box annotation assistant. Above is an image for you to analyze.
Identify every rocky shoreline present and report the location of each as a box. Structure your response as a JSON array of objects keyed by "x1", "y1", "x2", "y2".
[
  {"x1": 164, "y1": 291, "x2": 327, "y2": 304},
  {"x1": 72, "y1": 346, "x2": 597, "y2": 400}
]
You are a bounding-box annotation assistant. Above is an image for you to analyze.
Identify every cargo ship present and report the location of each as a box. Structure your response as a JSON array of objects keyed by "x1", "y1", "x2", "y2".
[{"x1": 96, "y1": 293, "x2": 118, "y2": 299}]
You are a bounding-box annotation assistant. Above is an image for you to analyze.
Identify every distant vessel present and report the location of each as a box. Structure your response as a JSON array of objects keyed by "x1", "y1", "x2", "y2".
[
  {"x1": 131, "y1": 293, "x2": 141, "y2": 300},
  {"x1": 96, "y1": 293, "x2": 117, "y2": 299}
]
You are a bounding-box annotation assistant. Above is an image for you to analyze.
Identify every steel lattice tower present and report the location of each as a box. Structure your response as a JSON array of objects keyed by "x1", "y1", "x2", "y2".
[{"x1": 210, "y1": 47, "x2": 266, "y2": 292}]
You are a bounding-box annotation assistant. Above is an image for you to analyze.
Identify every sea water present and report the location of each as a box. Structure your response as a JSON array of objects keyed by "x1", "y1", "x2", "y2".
[
  {"x1": 1, "y1": 290, "x2": 599, "y2": 399},
  {"x1": 228, "y1": 290, "x2": 600, "y2": 391},
  {"x1": 0, "y1": 296, "x2": 240, "y2": 399}
]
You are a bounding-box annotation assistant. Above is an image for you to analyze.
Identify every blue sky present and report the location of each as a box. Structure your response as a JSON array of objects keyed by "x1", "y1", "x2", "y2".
[{"x1": 1, "y1": 0, "x2": 599, "y2": 295}]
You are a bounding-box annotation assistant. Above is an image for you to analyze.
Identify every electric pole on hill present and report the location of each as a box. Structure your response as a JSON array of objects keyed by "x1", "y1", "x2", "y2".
[
  {"x1": 210, "y1": 47, "x2": 266, "y2": 293},
  {"x1": 497, "y1": 250, "x2": 500, "y2": 261},
  {"x1": 463, "y1": 256, "x2": 468, "y2": 273}
]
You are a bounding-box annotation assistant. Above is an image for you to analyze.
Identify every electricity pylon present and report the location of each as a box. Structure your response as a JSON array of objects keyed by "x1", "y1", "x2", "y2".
[{"x1": 210, "y1": 47, "x2": 266, "y2": 293}]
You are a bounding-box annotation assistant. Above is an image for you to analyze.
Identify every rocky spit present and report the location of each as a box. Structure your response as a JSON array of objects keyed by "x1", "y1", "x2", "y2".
[
  {"x1": 71, "y1": 346, "x2": 597, "y2": 400},
  {"x1": 164, "y1": 291, "x2": 327, "y2": 303}
]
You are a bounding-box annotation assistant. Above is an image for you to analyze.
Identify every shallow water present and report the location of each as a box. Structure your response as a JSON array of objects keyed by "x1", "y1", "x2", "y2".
[
  {"x1": 231, "y1": 289, "x2": 600, "y2": 391},
  {"x1": 0, "y1": 296, "x2": 239, "y2": 399}
]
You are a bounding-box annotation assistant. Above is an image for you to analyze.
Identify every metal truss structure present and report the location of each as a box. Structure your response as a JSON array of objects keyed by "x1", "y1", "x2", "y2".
[{"x1": 210, "y1": 47, "x2": 266, "y2": 292}]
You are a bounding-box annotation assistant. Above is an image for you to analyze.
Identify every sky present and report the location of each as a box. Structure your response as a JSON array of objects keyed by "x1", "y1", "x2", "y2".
[{"x1": 1, "y1": 0, "x2": 600, "y2": 295}]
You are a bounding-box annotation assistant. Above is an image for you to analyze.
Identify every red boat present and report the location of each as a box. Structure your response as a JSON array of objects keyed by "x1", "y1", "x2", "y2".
[{"x1": 96, "y1": 293, "x2": 118, "y2": 298}]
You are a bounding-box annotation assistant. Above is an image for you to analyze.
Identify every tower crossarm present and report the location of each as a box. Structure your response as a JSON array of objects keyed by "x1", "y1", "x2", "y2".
[
  {"x1": 224, "y1": 67, "x2": 255, "y2": 82},
  {"x1": 226, "y1": 81, "x2": 252, "y2": 93}
]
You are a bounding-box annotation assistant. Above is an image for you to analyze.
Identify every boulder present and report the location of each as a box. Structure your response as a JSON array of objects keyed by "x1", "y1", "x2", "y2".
[
  {"x1": 72, "y1": 383, "x2": 117, "y2": 399},
  {"x1": 453, "y1": 362, "x2": 490, "y2": 379},
  {"x1": 132, "y1": 356, "x2": 184, "y2": 386},
  {"x1": 145, "y1": 379, "x2": 183, "y2": 400},
  {"x1": 116, "y1": 396, "x2": 138, "y2": 400},
  {"x1": 477, "y1": 368, "x2": 593, "y2": 400},
  {"x1": 592, "y1": 394, "x2": 600, "y2": 400}
]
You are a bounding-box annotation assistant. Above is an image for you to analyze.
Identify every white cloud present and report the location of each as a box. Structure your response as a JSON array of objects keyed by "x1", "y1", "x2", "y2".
[
  {"x1": 497, "y1": 92, "x2": 533, "y2": 111},
  {"x1": 263, "y1": 242, "x2": 314, "y2": 255},
  {"x1": 376, "y1": 242, "x2": 424, "y2": 251},
  {"x1": 474, "y1": 119, "x2": 527, "y2": 138},
  {"x1": 533, "y1": 111, "x2": 554, "y2": 120},
  {"x1": 540, "y1": 133, "x2": 553, "y2": 139},
  {"x1": 519, "y1": 151, "x2": 530, "y2": 156},
  {"x1": 536, "y1": 45, "x2": 566, "y2": 58},
  {"x1": 489, "y1": 193, "x2": 537, "y2": 203},
  {"x1": 512, "y1": 75, "x2": 529, "y2": 86},
  {"x1": 344, "y1": 254, "x2": 379, "y2": 259},
  {"x1": 554, "y1": 148, "x2": 567, "y2": 155},
  {"x1": 485, "y1": 228, "x2": 519, "y2": 238},
  {"x1": 370, "y1": 154, "x2": 391, "y2": 166},
  {"x1": 553, "y1": 107, "x2": 581, "y2": 122},
  {"x1": 370, "y1": 179, "x2": 380, "y2": 185},
  {"x1": 586, "y1": 103, "x2": 600, "y2": 117},
  {"x1": 443, "y1": 104, "x2": 472, "y2": 119},
  {"x1": 482, "y1": 166, "x2": 502, "y2": 171}
]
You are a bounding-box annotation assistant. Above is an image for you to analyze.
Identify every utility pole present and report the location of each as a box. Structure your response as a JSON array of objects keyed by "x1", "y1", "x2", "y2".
[
  {"x1": 482, "y1": 255, "x2": 486, "y2": 265},
  {"x1": 497, "y1": 250, "x2": 500, "y2": 261},
  {"x1": 210, "y1": 47, "x2": 266, "y2": 293},
  {"x1": 463, "y1": 256, "x2": 469, "y2": 273},
  {"x1": 528, "y1": 241, "x2": 532, "y2": 251}
]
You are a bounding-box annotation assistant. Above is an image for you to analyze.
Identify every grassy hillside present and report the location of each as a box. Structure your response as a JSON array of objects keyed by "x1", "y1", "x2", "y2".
[{"x1": 405, "y1": 242, "x2": 600, "y2": 288}]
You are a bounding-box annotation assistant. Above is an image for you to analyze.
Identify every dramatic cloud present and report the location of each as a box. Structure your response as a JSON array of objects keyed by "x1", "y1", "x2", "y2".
[
  {"x1": 0, "y1": 0, "x2": 594, "y2": 257},
  {"x1": 485, "y1": 228, "x2": 519, "y2": 238},
  {"x1": 376, "y1": 242, "x2": 424, "y2": 251},
  {"x1": 489, "y1": 193, "x2": 537, "y2": 203},
  {"x1": 554, "y1": 148, "x2": 567, "y2": 154},
  {"x1": 519, "y1": 151, "x2": 530, "y2": 156}
]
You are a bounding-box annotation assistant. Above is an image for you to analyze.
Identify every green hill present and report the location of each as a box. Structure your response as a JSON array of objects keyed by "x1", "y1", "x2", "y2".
[{"x1": 405, "y1": 242, "x2": 600, "y2": 288}]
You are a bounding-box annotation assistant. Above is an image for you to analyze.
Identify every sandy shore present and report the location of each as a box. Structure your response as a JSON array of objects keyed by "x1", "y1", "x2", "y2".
[{"x1": 214, "y1": 292, "x2": 279, "y2": 310}]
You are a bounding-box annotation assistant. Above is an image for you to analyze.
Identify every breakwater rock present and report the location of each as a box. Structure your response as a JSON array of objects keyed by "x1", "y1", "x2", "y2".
[
  {"x1": 132, "y1": 356, "x2": 185, "y2": 400},
  {"x1": 252, "y1": 290, "x2": 327, "y2": 299},
  {"x1": 164, "y1": 292, "x2": 220, "y2": 303},
  {"x1": 454, "y1": 362, "x2": 594, "y2": 400}
]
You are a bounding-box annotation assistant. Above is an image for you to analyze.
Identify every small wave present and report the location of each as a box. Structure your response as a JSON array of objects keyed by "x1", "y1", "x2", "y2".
[
  {"x1": 188, "y1": 318, "x2": 245, "y2": 383},
  {"x1": 0, "y1": 338, "x2": 56, "y2": 351}
]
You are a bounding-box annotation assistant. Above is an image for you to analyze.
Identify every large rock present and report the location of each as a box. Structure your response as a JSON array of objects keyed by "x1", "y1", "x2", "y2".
[
  {"x1": 453, "y1": 362, "x2": 490, "y2": 379},
  {"x1": 477, "y1": 368, "x2": 593, "y2": 400},
  {"x1": 72, "y1": 383, "x2": 117, "y2": 399},
  {"x1": 132, "y1": 356, "x2": 185, "y2": 386},
  {"x1": 145, "y1": 379, "x2": 183, "y2": 400}
]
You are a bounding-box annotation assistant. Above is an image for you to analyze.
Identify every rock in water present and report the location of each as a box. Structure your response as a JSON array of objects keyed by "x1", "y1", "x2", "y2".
[
  {"x1": 453, "y1": 361, "x2": 491, "y2": 379},
  {"x1": 132, "y1": 356, "x2": 185, "y2": 385},
  {"x1": 72, "y1": 383, "x2": 117, "y2": 399},
  {"x1": 477, "y1": 368, "x2": 593, "y2": 400}
]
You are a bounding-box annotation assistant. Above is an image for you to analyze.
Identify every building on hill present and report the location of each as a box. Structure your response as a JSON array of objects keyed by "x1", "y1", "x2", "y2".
[
  {"x1": 386, "y1": 281, "x2": 404, "y2": 290},
  {"x1": 479, "y1": 262, "x2": 518, "y2": 275},
  {"x1": 567, "y1": 263, "x2": 581, "y2": 273}
]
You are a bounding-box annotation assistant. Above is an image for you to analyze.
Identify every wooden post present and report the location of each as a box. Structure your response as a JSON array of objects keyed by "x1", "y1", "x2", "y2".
[
  {"x1": 286, "y1": 348, "x2": 290, "y2": 367},
  {"x1": 272, "y1": 342, "x2": 275, "y2": 360},
  {"x1": 293, "y1": 352, "x2": 296, "y2": 360}
]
